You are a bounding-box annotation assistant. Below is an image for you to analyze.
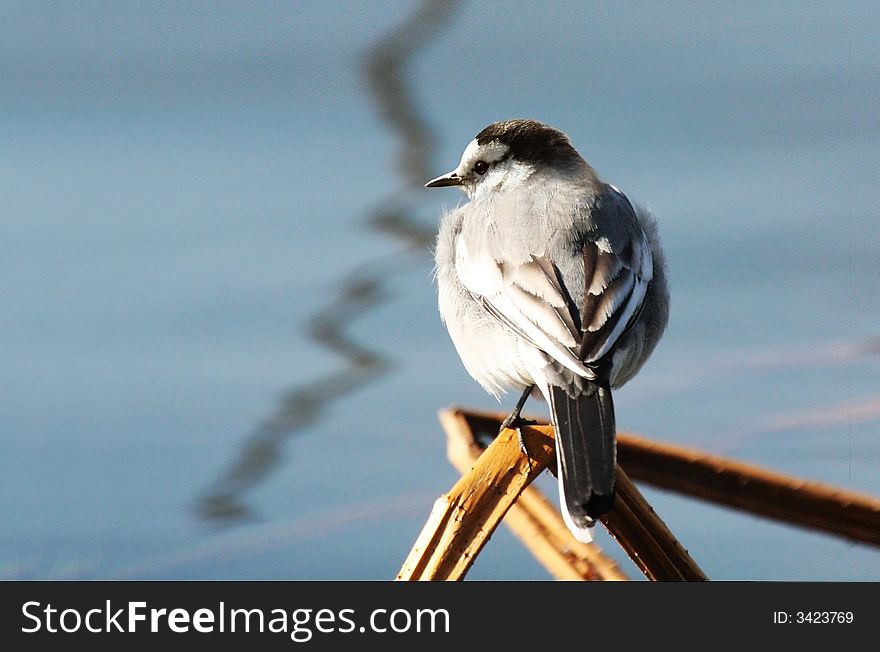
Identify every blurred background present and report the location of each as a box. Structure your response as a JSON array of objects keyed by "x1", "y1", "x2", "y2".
[{"x1": 2, "y1": 0, "x2": 878, "y2": 580}]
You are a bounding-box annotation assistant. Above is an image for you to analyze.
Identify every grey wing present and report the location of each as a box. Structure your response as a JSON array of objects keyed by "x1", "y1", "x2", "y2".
[
  {"x1": 454, "y1": 234, "x2": 595, "y2": 380},
  {"x1": 575, "y1": 185, "x2": 653, "y2": 366},
  {"x1": 453, "y1": 185, "x2": 651, "y2": 379}
]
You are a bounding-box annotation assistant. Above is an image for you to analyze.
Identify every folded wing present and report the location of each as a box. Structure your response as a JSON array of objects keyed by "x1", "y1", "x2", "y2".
[{"x1": 455, "y1": 187, "x2": 652, "y2": 375}]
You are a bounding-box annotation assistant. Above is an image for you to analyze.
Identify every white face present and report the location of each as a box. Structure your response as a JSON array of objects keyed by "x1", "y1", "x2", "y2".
[
  {"x1": 456, "y1": 138, "x2": 507, "y2": 173},
  {"x1": 451, "y1": 139, "x2": 534, "y2": 199}
]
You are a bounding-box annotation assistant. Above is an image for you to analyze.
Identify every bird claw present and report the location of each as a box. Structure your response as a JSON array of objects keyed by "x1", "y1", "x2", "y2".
[
  {"x1": 517, "y1": 426, "x2": 533, "y2": 473},
  {"x1": 499, "y1": 415, "x2": 537, "y2": 473},
  {"x1": 499, "y1": 384, "x2": 538, "y2": 473}
]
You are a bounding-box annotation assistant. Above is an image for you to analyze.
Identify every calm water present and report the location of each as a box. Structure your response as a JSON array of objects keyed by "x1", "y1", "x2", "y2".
[{"x1": 2, "y1": 0, "x2": 878, "y2": 580}]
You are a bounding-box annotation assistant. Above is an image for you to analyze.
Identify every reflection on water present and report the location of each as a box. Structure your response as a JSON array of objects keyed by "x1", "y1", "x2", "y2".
[{"x1": 196, "y1": 0, "x2": 460, "y2": 523}]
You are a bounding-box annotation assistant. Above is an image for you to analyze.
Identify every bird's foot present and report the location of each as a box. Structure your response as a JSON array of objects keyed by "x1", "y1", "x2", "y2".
[
  {"x1": 499, "y1": 413, "x2": 537, "y2": 472},
  {"x1": 499, "y1": 384, "x2": 537, "y2": 472}
]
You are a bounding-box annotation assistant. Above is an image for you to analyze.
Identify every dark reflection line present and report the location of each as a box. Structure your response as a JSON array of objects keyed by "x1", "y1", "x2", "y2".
[
  {"x1": 196, "y1": 0, "x2": 460, "y2": 522},
  {"x1": 364, "y1": 0, "x2": 460, "y2": 187}
]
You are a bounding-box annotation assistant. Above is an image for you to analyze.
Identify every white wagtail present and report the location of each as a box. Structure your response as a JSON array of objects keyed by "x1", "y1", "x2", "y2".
[{"x1": 428, "y1": 119, "x2": 669, "y2": 542}]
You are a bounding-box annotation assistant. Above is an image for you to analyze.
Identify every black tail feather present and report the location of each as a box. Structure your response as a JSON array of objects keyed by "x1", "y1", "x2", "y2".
[{"x1": 550, "y1": 383, "x2": 617, "y2": 527}]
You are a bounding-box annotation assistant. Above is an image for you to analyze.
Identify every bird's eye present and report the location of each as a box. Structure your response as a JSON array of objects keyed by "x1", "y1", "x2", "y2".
[{"x1": 473, "y1": 160, "x2": 489, "y2": 175}]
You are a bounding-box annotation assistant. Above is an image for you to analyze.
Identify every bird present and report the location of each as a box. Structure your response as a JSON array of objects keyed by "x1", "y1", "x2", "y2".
[{"x1": 428, "y1": 119, "x2": 669, "y2": 542}]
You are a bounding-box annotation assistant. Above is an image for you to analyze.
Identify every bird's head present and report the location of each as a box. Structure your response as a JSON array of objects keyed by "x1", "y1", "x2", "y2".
[{"x1": 425, "y1": 119, "x2": 593, "y2": 199}]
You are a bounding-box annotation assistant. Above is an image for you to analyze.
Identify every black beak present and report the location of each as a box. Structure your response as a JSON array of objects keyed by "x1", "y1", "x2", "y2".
[{"x1": 425, "y1": 172, "x2": 463, "y2": 188}]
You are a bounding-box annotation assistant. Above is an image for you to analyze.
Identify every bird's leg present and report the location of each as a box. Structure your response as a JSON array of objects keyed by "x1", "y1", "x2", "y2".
[
  {"x1": 499, "y1": 384, "x2": 535, "y2": 431},
  {"x1": 500, "y1": 384, "x2": 537, "y2": 469}
]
